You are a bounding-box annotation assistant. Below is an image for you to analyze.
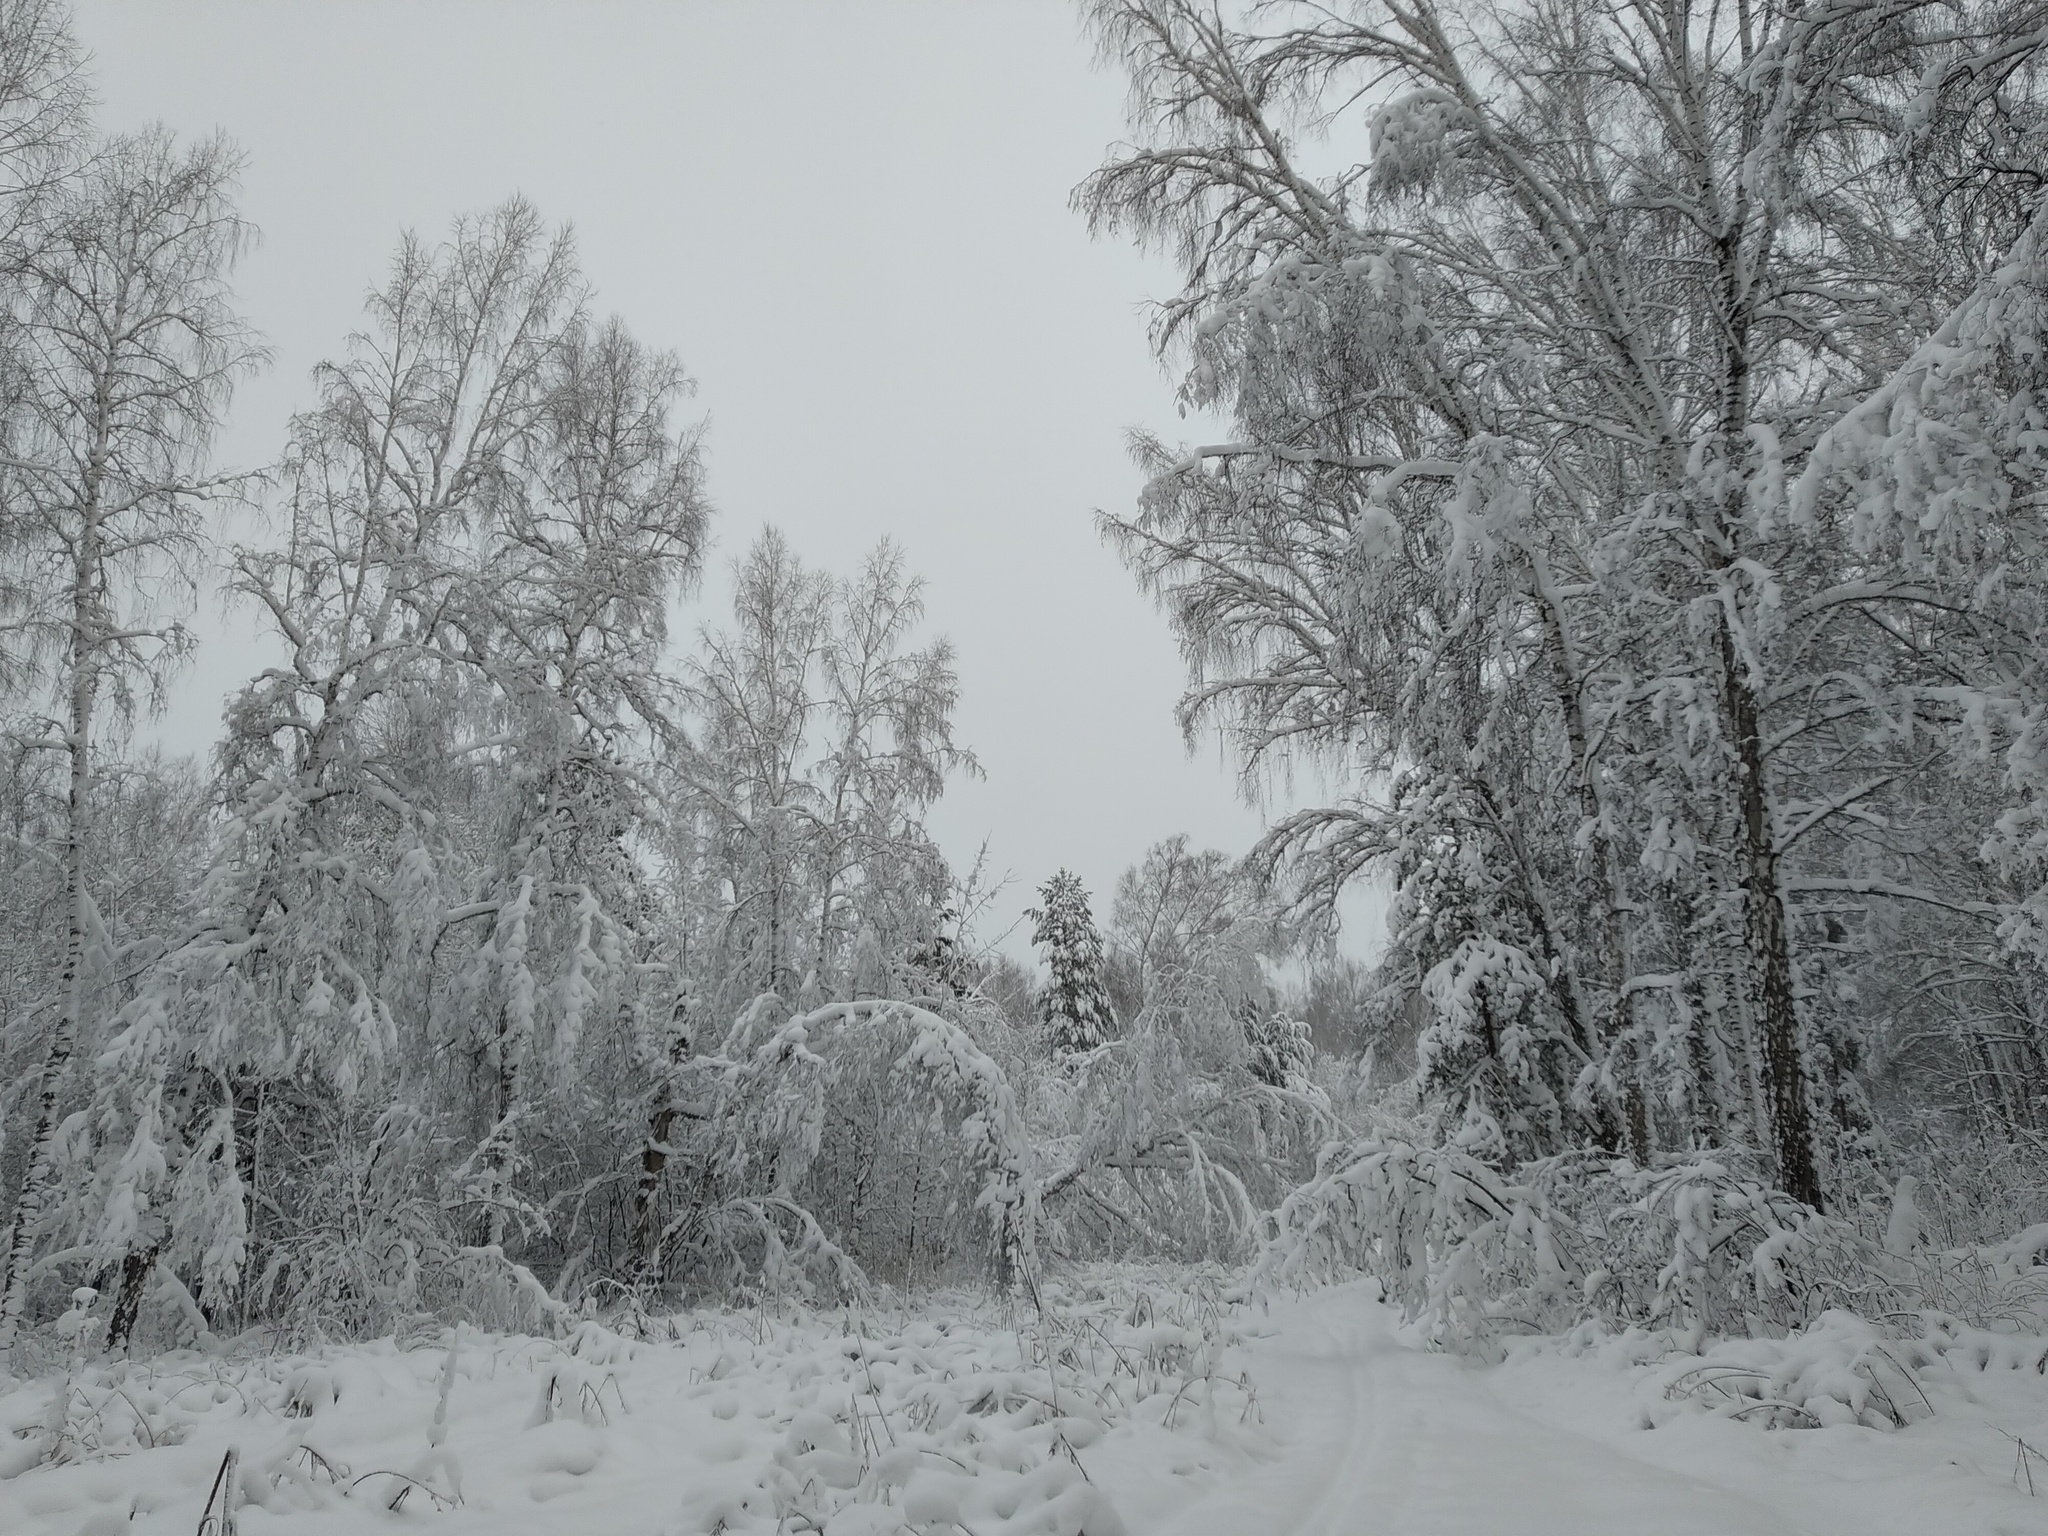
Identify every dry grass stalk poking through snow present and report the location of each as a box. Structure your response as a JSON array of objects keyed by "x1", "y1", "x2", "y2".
[{"x1": 0, "y1": 1272, "x2": 1263, "y2": 1535}]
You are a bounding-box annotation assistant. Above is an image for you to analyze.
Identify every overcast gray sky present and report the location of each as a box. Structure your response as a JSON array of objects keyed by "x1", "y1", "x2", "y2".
[{"x1": 75, "y1": 1, "x2": 1381, "y2": 962}]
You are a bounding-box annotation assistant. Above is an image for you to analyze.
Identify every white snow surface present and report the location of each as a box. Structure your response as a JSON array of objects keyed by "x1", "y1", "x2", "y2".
[{"x1": 1, "y1": 1273, "x2": 2044, "y2": 1534}]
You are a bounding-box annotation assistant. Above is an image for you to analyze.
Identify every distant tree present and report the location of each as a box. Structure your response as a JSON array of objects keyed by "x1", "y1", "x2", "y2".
[
  {"x1": 1036, "y1": 848, "x2": 1329, "y2": 1261},
  {"x1": 674, "y1": 530, "x2": 973, "y2": 1012},
  {"x1": 908, "y1": 906, "x2": 973, "y2": 998},
  {"x1": 971, "y1": 951, "x2": 1039, "y2": 1035},
  {"x1": 1288, "y1": 953, "x2": 1408, "y2": 1066},
  {"x1": 1109, "y1": 835, "x2": 1243, "y2": 989},
  {"x1": 1028, "y1": 870, "x2": 1116, "y2": 1058},
  {"x1": 1110, "y1": 834, "x2": 1293, "y2": 988},
  {"x1": 1245, "y1": 1010, "x2": 1313, "y2": 1092}
]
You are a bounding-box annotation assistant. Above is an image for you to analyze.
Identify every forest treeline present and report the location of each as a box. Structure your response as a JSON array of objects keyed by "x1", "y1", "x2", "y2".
[
  {"x1": 0, "y1": 0, "x2": 1333, "y2": 1349},
  {"x1": 6, "y1": 0, "x2": 2048, "y2": 1354}
]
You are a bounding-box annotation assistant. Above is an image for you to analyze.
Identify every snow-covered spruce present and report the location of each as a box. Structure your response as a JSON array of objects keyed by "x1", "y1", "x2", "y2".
[{"x1": 1029, "y1": 871, "x2": 1119, "y2": 1061}]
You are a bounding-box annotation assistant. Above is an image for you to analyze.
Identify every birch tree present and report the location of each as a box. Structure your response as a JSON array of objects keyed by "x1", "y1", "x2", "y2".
[
  {"x1": 0, "y1": 0, "x2": 84, "y2": 699},
  {"x1": 1080, "y1": 0, "x2": 2048, "y2": 1204},
  {"x1": 0, "y1": 126, "x2": 262, "y2": 1345},
  {"x1": 675, "y1": 529, "x2": 972, "y2": 1014},
  {"x1": 638, "y1": 532, "x2": 978, "y2": 1288},
  {"x1": 76, "y1": 200, "x2": 711, "y2": 1333}
]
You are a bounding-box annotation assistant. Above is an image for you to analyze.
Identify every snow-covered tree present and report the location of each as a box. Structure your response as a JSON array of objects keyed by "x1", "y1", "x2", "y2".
[
  {"x1": 1081, "y1": 0, "x2": 2048, "y2": 1212},
  {"x1": 1028, "y1": 870, "x2": 1117, "y2": 1058},
  {"x1": 0, "y1": 122, "x2": 262, "y2": 1346},
  {"x1": 35, "y1": 199, "x2": 716, "y2": 1336},
  {"x1": 1109, "y1": 834, "x2": 1285, "y2": 985},
  {"x1": 671, "y1": 529, "x2": 972, "y2": 1015},
  {"x1": 634, "y1": 530, "x2": 977, "y2": 1288}
]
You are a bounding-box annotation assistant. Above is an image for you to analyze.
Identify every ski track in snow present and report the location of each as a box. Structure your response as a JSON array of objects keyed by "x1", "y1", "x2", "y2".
[
  {"x1": 1162, "y1": 1285, "x2": 1790, "y2": 1536},
  {"x1": 1156, "y1": 1283, "x2": 2039, "y2": 1536}
]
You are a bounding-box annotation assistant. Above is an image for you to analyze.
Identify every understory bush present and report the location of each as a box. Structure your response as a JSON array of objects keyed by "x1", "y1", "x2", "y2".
[{"x1": 1258, "y1": 1138, "x2": 2048, "y2": 1353}]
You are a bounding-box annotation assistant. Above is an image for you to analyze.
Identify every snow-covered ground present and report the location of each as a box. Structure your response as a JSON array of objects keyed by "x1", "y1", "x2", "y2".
[
  {"x1": 2, "y1": 1275, "x2": 2044, "y2": 1534},
  {"x1": 1216, "y1": 1285, "x2": 2048, "y2": 1536}
]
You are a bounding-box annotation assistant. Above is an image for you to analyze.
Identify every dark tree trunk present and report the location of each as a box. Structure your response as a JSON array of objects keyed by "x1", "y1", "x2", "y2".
[
  {"x1": 1722, "y1": 621, "x2": 1822, "y2": 1208},
  {"x1": 106, "y1": 1242, "x2": 161, "y2": 1352}
]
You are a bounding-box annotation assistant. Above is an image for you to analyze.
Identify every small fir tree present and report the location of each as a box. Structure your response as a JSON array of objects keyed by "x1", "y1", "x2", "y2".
[
  {"x1": 1244, "y1": 1007, "x2": 1314, "y2": 1093},
  {"x1": 1028, "y1": 870, "x2": 1117, "y2": 1057}
]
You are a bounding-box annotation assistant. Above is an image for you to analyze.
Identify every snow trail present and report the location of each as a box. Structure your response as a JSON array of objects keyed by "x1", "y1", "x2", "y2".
[
  {"x1": 1160, "y1": 1282, "x2": 1810, "y2": 1536},
  {"x1": 3, "y1": 1279, "x2": 2043, "y2": 1533}
]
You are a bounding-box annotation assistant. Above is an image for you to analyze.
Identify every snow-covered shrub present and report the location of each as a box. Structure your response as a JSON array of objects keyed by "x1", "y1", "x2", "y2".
[
  {"x1": 23, "y1": 987, "x2": 1040, "y2": 1348},
  {"x1": 1653, "y1": 1311, "x2": 1943, "y2": 1430},
  {"x1": 0, "y1": 1279, "x2": 1265, "y2": 1534},
  {"x1": 220, "y1": 1085, "x2": 586, "y2": 1347},
  {"x1": 1261, "y1": 1133, "x2": 2048, "y2": 1358},
  {"x1": 1261, "y1": 1141, "x2": 1852, "y2": 1346},
  {"x1": 671, "y1": 1275, "x2": 1245, "y2": 1536},
  {"x1": 646, "y1": 998, "x2": 1040, "y2": 1299},
  {"x1": 1036, "y1": 965, "x2": 1329, "y2": 1266},
  {"x1": 1549, "y1": 1302, "x2": 2048, "y2": 1437},
  {"x1": 1255, "y1": 1136, "x2": 1572, "y2": 1346}
]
